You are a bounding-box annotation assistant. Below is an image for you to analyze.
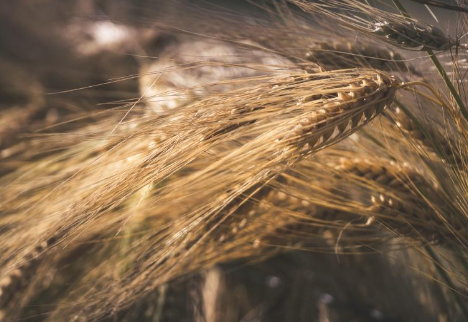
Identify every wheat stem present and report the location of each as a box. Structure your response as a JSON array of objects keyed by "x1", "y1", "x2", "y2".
[
  {"x1": 392, "y1": 0, "x2": 411, "y2": 18},
  {"x1": 427, "y1": 49, "x2": 468, "y2": 121}
]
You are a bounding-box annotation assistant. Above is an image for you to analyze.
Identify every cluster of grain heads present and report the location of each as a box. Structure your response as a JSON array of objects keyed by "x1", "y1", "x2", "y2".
[
  {"x1": 0, "y1": 67, "x2": 403, "y2": 321},
  {"x1": 4, "y1": 0, "x2": 468, "y2": 320}
]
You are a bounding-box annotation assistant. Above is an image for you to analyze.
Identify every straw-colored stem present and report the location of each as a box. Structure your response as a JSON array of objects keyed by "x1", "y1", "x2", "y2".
[{"x1": 427, "y1": 50, "x2": 468, "y2": 122}]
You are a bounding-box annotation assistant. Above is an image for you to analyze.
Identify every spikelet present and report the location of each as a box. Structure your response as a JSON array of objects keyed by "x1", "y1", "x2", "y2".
[
  {"x1": 304, "y1": 41, "x2": 414, "y2": 72},
  {"x1": 277, "y1": 70, "x2": 397, "y2": 155},
  {"x1": 0, "y1": 57, "x2": 45, "y2": 159},
  {"x1": 287, "y1": 0, "x2": 459, "y2": 51},
  {"x1": 0, "y1": 238, "x2": 54, "y2": 318},
  {"x1": 254, "y1": 188, "x2": 376, "y2": 251},
  {"x1": 372, "y1": 20, "x2": 454, "y2": 51},
  {"x1": 336, "y1": 158, "x2": 465, "y2": 244},
  {"x1": 391, "y1": 106, "x2": 462, "y2": 165}
]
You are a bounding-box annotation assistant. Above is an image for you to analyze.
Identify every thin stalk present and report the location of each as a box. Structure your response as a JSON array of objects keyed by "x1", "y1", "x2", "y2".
[
  {"x1": 427, "y1": 49, "x2": 468, "y2": 121},
  {"x1": 393, "y1": 0, "x2": 468, "y2": 122},
  {"x1": 154, "y1": 284, "x2": 167, "y2": 322},
  {"x1": 392, "y1": 0, "x2": 411, "y2": 18}
]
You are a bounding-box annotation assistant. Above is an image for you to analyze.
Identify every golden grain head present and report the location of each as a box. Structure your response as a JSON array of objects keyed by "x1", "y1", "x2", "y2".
[
  {"x1": 372, "y1": 20, "x2": 454, "y2": 51},
  {"x1": 279, "y1": 70, "x2": 397, "y2": 154}
]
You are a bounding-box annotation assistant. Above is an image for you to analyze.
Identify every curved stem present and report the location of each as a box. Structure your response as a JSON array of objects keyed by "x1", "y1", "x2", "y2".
[{"x1": 427, "y1": 49, "x2": 468, "y2": 121}]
